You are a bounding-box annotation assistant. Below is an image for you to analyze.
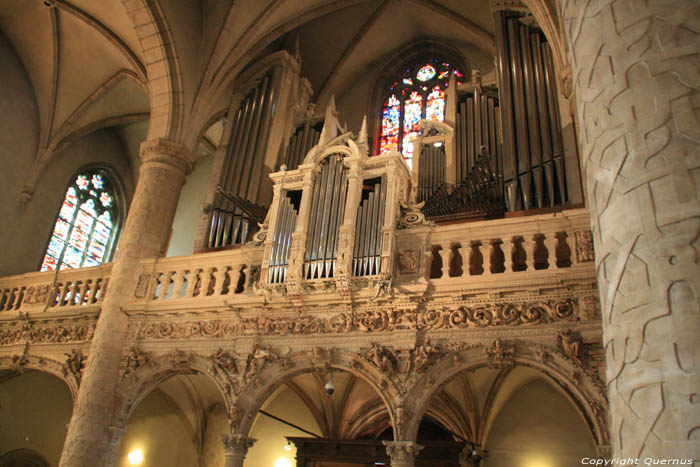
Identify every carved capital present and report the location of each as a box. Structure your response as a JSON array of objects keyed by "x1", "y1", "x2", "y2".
[
  {"x1": 382, "y1": 441, "x2": 423, "y2": 467},
  {"x1": 222, "y1": 434, "x2": 256, "y2": 457},
  {"x1": 139, "y1": 138, "x2": 196, "y2": 175}
]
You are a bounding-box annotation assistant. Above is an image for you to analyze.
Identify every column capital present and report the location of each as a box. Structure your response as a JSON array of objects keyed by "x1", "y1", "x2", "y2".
[
  {"x1": 139, "y1": 138, "x2": 196, "y2": 174},
  {"x1": 222, "y1": 433, "x2": 256, "y2": 453},
  {"x1": 382, "y1": 441, "x2": 423, "y2": 467}
]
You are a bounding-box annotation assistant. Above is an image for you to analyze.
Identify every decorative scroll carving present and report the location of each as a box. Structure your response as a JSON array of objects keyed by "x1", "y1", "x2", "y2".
[
  {"x1": 397, "y1": 200, "x2": 433, "y2": 229},
  {"x1": 0, "y1": 325, "x2": 90, "y2": 345},
  {"x1": 134, "y1": 298, "x2": 582, "y2": 340},
  {"x1": 574, "y1": 230, "x2": 594, "y2": 263},
  {"x1": 398, "y1": 249, "x2": 419, "y2": 274}
]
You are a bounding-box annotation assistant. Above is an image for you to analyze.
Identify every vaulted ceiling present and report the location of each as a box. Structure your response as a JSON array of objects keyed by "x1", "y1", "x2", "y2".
[{"x1": 0, "y1": 0, "x2": 562, "y2": 189}]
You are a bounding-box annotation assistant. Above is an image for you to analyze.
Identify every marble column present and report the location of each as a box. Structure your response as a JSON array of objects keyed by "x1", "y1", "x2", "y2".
[
  {"x1": 561, "y1": 0, "x2": 700, "y2": 460},
  {"x1": 223, "y1": 434, "x2": 256, "y2": 467},
  {"x1": 383, "y1": 441, "x2": 423, "y2": 467},
  {"x1": 58, "y1": 139, "x2": 195, "y2": 467}
]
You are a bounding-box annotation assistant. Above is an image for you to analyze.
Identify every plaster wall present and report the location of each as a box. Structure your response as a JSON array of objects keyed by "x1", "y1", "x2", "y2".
[
  {"x1": 167, "y1": 154, "x2": 213, "y2": 257},
  {"x1": 0, "y1": 372, "x2": 73, "y2": 466},
  {"x1": 0, "y1": 129, "x2": 134, "y2": 276},
  {"x1": 483, "y1": 379, "x2": 596, "y2": 467}
]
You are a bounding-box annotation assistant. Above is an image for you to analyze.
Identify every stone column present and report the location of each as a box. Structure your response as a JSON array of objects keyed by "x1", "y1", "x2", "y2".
[
  {"x1": 223, "y1": 434, "x2": 256, "y2": 467},
  {"x1": 561, "y1": 0, "x2": 700, "y2": 460},
  {"x1": 382, "y1": 441, "x2": 423, "y2": 467},
  {"x1": 59, "y1": 139, "x2": 195, "y2": 467}
]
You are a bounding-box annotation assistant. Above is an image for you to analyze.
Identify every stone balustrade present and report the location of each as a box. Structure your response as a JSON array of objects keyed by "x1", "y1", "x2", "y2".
[
  {"x1": 0, "y1": 208, "x2": 593, "y2": 314},
  {"x1": 0, "y1": 264, "x2": 112, "y2": 312}
]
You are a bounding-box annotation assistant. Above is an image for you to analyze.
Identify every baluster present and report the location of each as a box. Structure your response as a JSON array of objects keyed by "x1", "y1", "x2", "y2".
[
  {"x1": 212, "y1": 267, "x2": 227, "y2": 295},
  {"x1": 439, "y1": 244, "x2": 452, "y2": 279},
  {"x1": 525, "y1": 235, "x2": 537, "y2": 271},
  {"x1": 171, "y1": 270, "x2": 186, "y2": 299},
  {"x1": 502, "y1": 237, "x2": 514, "y2": 273},
  {"x1": 482, "y1": 240, "x2": 494, "y2": 275},
  {"x1": 157, "y1": 272, "x2": 170, "y2": 300},
  {"x1": 5, "y1": 288, "x2": 18, "y2": 310},
  {"x1": 89, "y1": 279, "x2": 100, "y2": 304},
  {"x1": 544, "y1": 233, "x2": 559, "y2": 270},
  {"x1": 184, "y1": 270, "x2": 198, "y2": 297},
  {"x1": 201, "y1": 267, "x2": 215, "y2": 296},
  {"x1": 78, "y1": 280, "x2": 90, "y2": 305},
  {"x1": 228, "y1": 266, "x2": 242, "y2": 295},
  {"x1": 69, "y1": 281, "x2": 81, "y2": 305},
  {"x1": 57, "y1": 283, "x2": 70, "y2": 306},
  {"x1": 98, "y1": 278, "x2": 109, "y2": 302},
  {"x1": 458, "y1": 243, "x2": 470, "y2": 278},
  {"x1": 0, "y1": 289, "x2": 6, "y2": 310}
]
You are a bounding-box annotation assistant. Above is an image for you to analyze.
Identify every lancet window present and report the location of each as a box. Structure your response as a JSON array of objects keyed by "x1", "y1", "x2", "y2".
[
  {"x1": 379, "y1": 59, "x2": 464, "y2": 165},
  {"x1": 40, "y1": 169, "x2": 121, "y2": 271}
]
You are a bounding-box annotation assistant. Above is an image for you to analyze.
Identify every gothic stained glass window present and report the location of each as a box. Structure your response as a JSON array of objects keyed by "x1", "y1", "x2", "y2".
[
  {"x1": 379, "y1": 59, "x2": 464, "y2": 166},
  {"x1": 40, "y1": 169, "x2": 120, "y2": 271}
]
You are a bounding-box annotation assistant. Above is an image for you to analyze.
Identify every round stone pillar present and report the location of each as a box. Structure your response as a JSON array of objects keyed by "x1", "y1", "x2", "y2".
[
  {"x1": 223, "y1": 434, "x2": 256, "y2": 467},
  {"x1": 382, "y1": 441, "x2": 423, "y2": 467},
  {"x1": 59, "y1": 139, "x2": 195, "y2": 467},
  {"x1": 561, "y1": 0, "x2": 700, "y2": 460}
]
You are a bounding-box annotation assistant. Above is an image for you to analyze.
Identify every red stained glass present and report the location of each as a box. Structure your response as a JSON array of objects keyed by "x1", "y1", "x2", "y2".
[
  {"x1": 76, "y1": 175, "x2": 89, "y2": 190},
  {"x1": 426, "y1": 86, "x2": 445, "y2": 122},
  {"x1": 380, "y1": 94, "x2": 400, "y2": 154}
]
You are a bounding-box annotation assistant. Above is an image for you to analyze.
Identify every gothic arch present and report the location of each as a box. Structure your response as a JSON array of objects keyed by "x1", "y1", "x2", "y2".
[
  {"x1": 121, "y1": 0, "x2": 184, "y2": 142},
  {"x1": 115, "y1": 351, "x2": 231, "y2": 427},
  {"x1": 400, "y1": 342, "x2": 609, "y2": 448},
  {"x1": 225, "y1": 348, "x2": 398, "y2": 438},
  {"x1": 0, "y1": 355, "x2": 80, "y2": 400}
]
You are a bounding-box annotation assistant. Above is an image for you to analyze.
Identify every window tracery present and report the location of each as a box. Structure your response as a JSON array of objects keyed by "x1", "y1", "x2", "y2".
[
  {"x1": 40, "y1": 168, "x2": 121, "y2": 271},
  {"x1": 379, "y1": 59, "x2": 463, "y2": 165}
]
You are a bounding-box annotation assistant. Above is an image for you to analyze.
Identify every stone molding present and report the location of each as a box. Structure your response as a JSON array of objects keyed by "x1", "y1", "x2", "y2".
[{"x1": 139, "y1": 138, "x2": 196, "y2": 174}]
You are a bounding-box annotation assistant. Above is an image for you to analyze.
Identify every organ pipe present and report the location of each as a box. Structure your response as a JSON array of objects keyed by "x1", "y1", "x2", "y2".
[
  {"x1": 353, "y1": 176, "x2": 386, "y2": 276},
  {"x1": 206, "y1": 72, "x2": 277, "y2": 249}
]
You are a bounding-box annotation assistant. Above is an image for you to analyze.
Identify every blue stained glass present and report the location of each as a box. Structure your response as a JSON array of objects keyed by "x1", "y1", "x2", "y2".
[
  {"x1": 91, "y1": 174, "x2": 104, "y2": 189},
  {"x1": 47, "y1": 236, "x2": 64, "y2": 258},
  {"x1": 62, "y1": 244, "x2": 82, "y2": 269}
]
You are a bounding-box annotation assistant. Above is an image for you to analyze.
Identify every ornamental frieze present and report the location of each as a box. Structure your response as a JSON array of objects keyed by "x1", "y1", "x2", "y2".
[
  {"x1": 134, "y1": 298, "x2": 587, "y2": 339},
  {"x1": 0, "y1": 324, "x2": 91, "y2": 345}
]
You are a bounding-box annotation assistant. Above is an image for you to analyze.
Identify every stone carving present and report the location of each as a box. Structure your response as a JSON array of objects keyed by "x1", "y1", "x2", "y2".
[
  {"x1": 210, "y1": 348, "x2": 238, "y2": 374},
  {"x1": 557, "y1": 329, "x2": 583, "y2": 367},
  {"x1": 0, "y1": 324, "x2": 90, "y2": 345},
  {"x1": 246, "y1": 344, "x2": 277, "y2": 376},
  {"x1": 398, "y1": 249, "x2": 419, "y2": 274},
  {"x1": 309, "y1": 346, "x2": 331, "y2": 367},
  {"x1": 133, "y1": 274, "x2": 151, "y2": 298},
  {"x1": 133, "y1": 298, "x2": 580, "y2": 340},
  {"x1": 574, "y1": 230, "x2": 594, "y2": 263},
  {"x1": 122, "y1": 346, "x2": 153, "y2": 379},
  {"x1": 64, "y1": 349, "x2": 85, "y2": 381},
  {"x1": 23, "y1": 284, "x2": 51, "y2": 305},
  {"x1": 397, "y1": 200, "x2": 434, "y2": 229},
  {"x1": 382, "y1": 441, "x2": 424, "y2": 465},
  {"x1": 168, "y1": 349, "x2": 191, "y2": 368},
  {"x1": 365, "y1": 343, "x2": 398, "y2": 375},
  {"x1": 248, "y1": 265, "x2": 260, "y2": 287},
  {"x1": 222, "y1": 433, "x2": 256, "y2": 454},
  {"x1": 412, "y1": 339, "x2": 441, "y2": 373},
  {"x1": 370, "y1": 277, "x2": 392, "y2": 301},
  {"x1": 484, "y1": 338, "x2": 514, "y2": 366},
  {"x1": 11, "y1": 342, "x2": 29, "y2": 369}
]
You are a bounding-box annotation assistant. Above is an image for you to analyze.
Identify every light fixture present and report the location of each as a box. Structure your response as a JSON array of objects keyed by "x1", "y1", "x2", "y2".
[
  {"x1": 274, "y1": 457, "x2": 293, "y2": 467},
  {"x1": 127, "y1": 449, "x2": 143, "y2": 465},
  {"x1": 433, "y1": 141, "x2": 443, "y2": 147},
  {"x1": 284, "y1": 441, "x2": 292, "y2": 451}
]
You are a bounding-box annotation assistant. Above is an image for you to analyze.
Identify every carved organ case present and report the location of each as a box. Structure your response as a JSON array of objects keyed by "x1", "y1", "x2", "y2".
[
  {"x1": 202, "y1": 51, "x2": 312, "y2": 250},
  {"x1": 261, "y1": 103, "x2": 410, "y2": 294}
]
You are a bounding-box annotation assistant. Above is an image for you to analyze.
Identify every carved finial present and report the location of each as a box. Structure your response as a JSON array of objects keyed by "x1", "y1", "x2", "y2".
[
  {"x1": 358, "y1": 115, "x2": 368, "y2": 150},
  {"x1": 318, "y1": 95, "x2": 339, "y2": 146}
]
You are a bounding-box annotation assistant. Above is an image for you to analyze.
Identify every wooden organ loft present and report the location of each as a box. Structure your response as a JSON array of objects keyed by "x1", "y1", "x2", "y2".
[{"x1": 201, "y1": 5, "x2": 580, "y2": 252}]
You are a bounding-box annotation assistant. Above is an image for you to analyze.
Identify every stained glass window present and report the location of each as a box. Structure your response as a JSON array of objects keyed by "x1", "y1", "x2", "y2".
[
  {"x1": 40, "y1": 169, "x2": 120, "y2": 271},
  {"x1": 379, "y1": 58, "x2": 463, "y2": 166}
]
